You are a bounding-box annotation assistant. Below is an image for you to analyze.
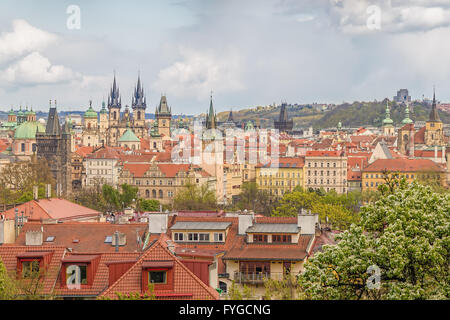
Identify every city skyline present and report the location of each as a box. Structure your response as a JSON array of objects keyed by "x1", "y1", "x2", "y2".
[{"x1": 1, "y1": 0, "x2": 450, "y2": 113}]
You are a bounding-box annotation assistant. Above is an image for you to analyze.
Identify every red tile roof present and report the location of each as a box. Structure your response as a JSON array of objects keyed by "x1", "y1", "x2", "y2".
[
  {"x1": 1, "y1": 199, "x2": 101, "y2": 221},
  {"x1": 414, "y1": 126, "x2": 426, "y2": 144},
  {"x1": 0, "y1": 245, "x2": 66, "y2": 295},
  {"x1": 74, "y1": 145, "x2": 95, "y2": 157},
  {"x1": 306, "y1": 150, "x2": 344, "y2": 157},
  {"x1": 363, "y1": 158, "x2": 445, "y2": 173},
  {"x1": 223, "y1": 234, "x2": 313, "y2": 261},
  {"x1": 15, "y1": 222, "x2": 148, "y2": 252},
  {"x1": 100, "y1": 240, "x2": 219, "y2": 300}
]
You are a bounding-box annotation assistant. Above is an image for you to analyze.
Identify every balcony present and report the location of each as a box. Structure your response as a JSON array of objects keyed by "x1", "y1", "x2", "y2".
[{"x1": 233, "y1": 272, "x2": 300, "y2": 284}]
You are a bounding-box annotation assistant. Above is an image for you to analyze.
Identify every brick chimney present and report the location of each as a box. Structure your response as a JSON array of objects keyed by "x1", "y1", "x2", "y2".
[{"x1": 148, "y1": 213, "x2": 168, "y2": 234}]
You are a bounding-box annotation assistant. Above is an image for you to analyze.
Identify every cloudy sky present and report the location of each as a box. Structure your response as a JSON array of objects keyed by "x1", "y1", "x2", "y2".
[{"x1": 0, "y1": 0, "x2": 449, "y2": 114}]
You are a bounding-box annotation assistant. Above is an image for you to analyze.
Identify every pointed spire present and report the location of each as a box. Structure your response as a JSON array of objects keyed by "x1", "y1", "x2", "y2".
[{"x1": 429, "y1": 86, "x2": 441, "y2": 122}]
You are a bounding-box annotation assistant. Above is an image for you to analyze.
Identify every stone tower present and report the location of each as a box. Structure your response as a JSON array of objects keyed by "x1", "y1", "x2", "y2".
[
  {"x1": 132, "y1": 74, "x2": 147, "y2": 127},
  {"x1": 274, "y1": 102, "x2": 294, "y2": 133},
  {"x1": 155, "y1": 95, "x2": 172, "y2": 137},
  {"x1": 36, "y1": 101, "x2": 72, "y2": 196},
  {"x1": 425, "y1": 89, "x2": 444, "y2": 146}
]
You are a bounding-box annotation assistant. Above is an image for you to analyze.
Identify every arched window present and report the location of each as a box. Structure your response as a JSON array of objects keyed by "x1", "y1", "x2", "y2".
[
  {"x1": 145, "y1": 190, "x2": 150, "y2": 198},
  {"x1": 159, "y1": 190, "x2": 163, "y2": 198},
  {"x1": 21, "y1": 143, "x2": 25, "y2": 152},
  {"x1": 152, "y1": 190, "x2": 157, "y2": 198},
  {"x1": 137, "y1": 111, "x2": 141, "y2": 120},
  {"x1": 113, "y1": 111, "x2": 117, "y2": 120}
]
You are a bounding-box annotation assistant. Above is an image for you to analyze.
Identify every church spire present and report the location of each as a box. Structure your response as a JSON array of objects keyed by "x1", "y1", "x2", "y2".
[
  {"x1": 402, "y1": 102, "x2": 413, "y2": 124},
  {"x1": 108, "y1": 73, "x2": 121, "y2": 110},
  {"x1": 383, "y1": 101, "x2": 393, "y2": 125},
  {"x1": 428, "y1": 87, "x2": 441, "y2": 122},
  {"x1": 206, "y1": 92, "x2": 216, "y2": 129}
]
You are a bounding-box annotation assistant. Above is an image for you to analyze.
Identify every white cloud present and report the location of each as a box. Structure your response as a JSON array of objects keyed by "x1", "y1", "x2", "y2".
[
  {"x1": 0, "y1": 19, "x2": 58, "y2": 64},
  {"x1": 154, "y1": 47, "x2": 245, "y2": 100},
  {"x1": 0, "y1": 52, "x2": 81, "y2": 86},
  {"x1": 328, "y1": 0, "x2": 450, "y2": 34}
]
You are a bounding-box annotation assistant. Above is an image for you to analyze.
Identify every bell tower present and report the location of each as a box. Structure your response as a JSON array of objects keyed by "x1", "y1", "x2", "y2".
[{"x1": 132, "y1": 74, "x2": 147, "y2": 127}]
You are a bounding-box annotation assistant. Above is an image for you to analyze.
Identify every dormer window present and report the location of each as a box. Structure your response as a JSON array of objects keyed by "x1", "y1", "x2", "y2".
[
  {"x1": 142, "y1": 261, "x2": 174, "y2": 292},
  {"x1": 22, "y1": 260, "x2": 40, "y2": 278},
  {"x1": 60, "y1": 255, "x2": 100, "y2": 288},
  {"x1": 16, "y1": 251, "x2": 53, "y2": 278}
]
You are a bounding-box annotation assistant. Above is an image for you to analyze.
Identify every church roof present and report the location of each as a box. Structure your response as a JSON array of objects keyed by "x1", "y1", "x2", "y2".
[
  {"x1": 428, "y1": 90, "x2": 441, "y2": 122},
  {"x1": 84, "y1": 104, "x2": 98, "y2": 118},
  {"x1": 14, "y1": 121, "x2": 46, "y2": 139},
  {"x1": 119, "y1": 128, "x2": 140, "y2": 142}
]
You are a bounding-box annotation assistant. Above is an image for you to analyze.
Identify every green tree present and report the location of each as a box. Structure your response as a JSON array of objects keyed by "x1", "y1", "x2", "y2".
[
  {"x1": 272, "y1": 189, "x2": 358, "y2": 230},
  {"x1": 173, "y1": 182, "x2": 217, "y2": 211},
  {"x1": 139, "y1": 199, "x2": 160, "y2": 212},
  {"x1": 298, "y1": 183, "x2": 450, "y2": 300},
  {"x1": 236, "y1": 182, "x2": 272, "y2": 215}
]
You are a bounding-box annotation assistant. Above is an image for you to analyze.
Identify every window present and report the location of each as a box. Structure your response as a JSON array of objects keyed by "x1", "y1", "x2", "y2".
[
  {"x1": 188, "y1": 233, "x2": 199, "y2": 241},
  {"x1": 149, "y1": 271, "x2": 166, "y2": 284},
  {"x1": 22, "y1": 260, "x2": 40, "y2": 278},
  {"x1": 199, "y1": 233, "x2": 210, "y2": 242},
  {"x1": 66, "y1": 265, "x2": 88, "y2": 285},
  {"x1": 104, "y1": 236, "x2": 113, "y2": 243},
  {"x1": 174, "y1": 233, "x2": 184, "y2": 241},
  {"x1": 253, "y1": 234, "x2": 268, "y2": 243},
  {"x1": 214, "y1": 233, "x2": 224, "y2": 242}
]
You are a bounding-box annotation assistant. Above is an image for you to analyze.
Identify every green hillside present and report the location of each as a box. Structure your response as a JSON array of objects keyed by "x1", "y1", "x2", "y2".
[{"x1": 217, "y1": 100, "x2": 449, "y2": 129}]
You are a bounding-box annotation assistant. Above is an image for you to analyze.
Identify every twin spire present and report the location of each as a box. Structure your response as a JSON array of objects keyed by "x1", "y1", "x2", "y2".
[{"x1": 108, "y1": 73, "x2": 147, "y2": 111}]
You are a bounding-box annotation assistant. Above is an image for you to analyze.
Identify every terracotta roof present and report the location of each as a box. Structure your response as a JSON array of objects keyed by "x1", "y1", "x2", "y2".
[
  {"x1": 1, "y1": 199, "x2": 101, "y2": 221},
  {"x1": 54, "y1": 251, "x2": 140, "y2": 297},
  {"x1": 157, "y1": 164, "x2": 191, "y2": 177},
  {"x1": 414, "y1": 126, "x2": 426, "y2": 144},
  {"x1": 74, "y1": 145, "x2": 94, "y2": 157},
  {"x1": 123, "y1": 163, "x2": 151, "y2": 178},
  {"x1": 414, "y1": 149, "x2": 443, "y2": 158},
  {"x1": 15, "y1": 222, "x2": 148, "y2": 252},
  {"x1": 306, "y1": 150, "x2": 344, "y2": 157},
  {"x1": 223, "y1": 234, "x2": 313, "y2": 261},
  {"x1": 0, "y1": 245, "x2": 66, "y2": 295},
  {"x1": 100, "y1": 240, "x2": 219, "y2": 300},
  {"x1": 363, "y1": 158, "x2": 445, "y2": 173}
]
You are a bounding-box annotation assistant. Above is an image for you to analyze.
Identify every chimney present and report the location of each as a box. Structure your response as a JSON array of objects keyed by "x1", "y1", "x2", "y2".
[
  {"x1": 112, "y1": 231, "x2": 126, "y2": 251},
  {"x1": 238, "y1": 212, "x2": 254, "y2": 235},
  {"x1": 46, "y1": 184, "x2": 52, "y2": 198},
  {"x1": 435, "y1": 145, "x2": 438, "y2": 162},
  {"x1": 25, "y1": 230, "x2": 43, "y2": 246},
  {"x1": 33, "y1": 186, "x2": 38, "y2": 200},
  {"x1": 148, "y1": 213, "x2": 168, "y2": 234},
  {"x1": 298, "y1": 209, "x2": 318, "y2": 235},
  {"x1": 442, "y1": 146, "x2": 446, "y2": 163}
]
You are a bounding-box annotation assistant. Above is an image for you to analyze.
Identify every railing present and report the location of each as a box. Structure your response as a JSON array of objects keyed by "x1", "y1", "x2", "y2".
[{"x1": 233, "y1": 272, "x2": 300, "y2": 284}]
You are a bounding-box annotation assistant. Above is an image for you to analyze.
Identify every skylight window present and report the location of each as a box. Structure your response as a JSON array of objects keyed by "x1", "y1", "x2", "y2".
[
  {"x1": 72, "y1": 239, "x2": 80, "y2": 243},
  {"x1": 104, "y1": 236, "x2": 113, "y2": 243},
  {"x1": 45, "y1": 236, "x2": 55, "y2": 242}
]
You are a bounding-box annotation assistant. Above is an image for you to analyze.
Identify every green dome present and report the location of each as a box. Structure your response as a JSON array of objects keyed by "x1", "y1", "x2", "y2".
[
  {"x1": 119, "y1": 128, "x2": 140, "y2": 142},
  {"x1": 8, "y1": 109, "x2": 16, "y2": 116},
  {"x1": 17, "y1": 109, "x2": 24, "y2": 116},
  {"x1": 100, "y1": 101, "x2": 108, "y2": 114},
  {"x1": 84, "y1": 106, "x2": 98, "y2": 119},
  {"x1": 26, "y1": 108, "x2": 35, "y2": 116},
  {"x1": 14, "y1": 121, "x2": 45, "y2": 139}
]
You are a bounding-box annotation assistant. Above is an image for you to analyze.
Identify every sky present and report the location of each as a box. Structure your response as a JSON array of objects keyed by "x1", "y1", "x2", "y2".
[{"x1": 0, "y1": 0, "x2": 449, "y2": 114}]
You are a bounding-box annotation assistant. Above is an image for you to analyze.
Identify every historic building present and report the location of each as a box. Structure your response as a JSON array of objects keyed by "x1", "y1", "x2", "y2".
[
  {"x1": 424, "y1": 90, "x2": 445, "y2": 146},
  {"x1": 155, "y1": 95, "x2": 172, "y2": 137},
  {"x1": 12, "y1": 108, "x2": 45, "y2": 160},
  {"x1": 274, "y1": 102, "x2": 294, "y2": 133},
  {"x1": 382, "y1": 102, "x2": 395, "y2": 136},
  {"x1": 36, "y1": 102, "x2": 72, "y2": 196},
  {"x1": 81, "y1": 101, "x2": 101, "y2": 147},
  {"x1": 397, "y1": 103, "x2": 415, "y2": 156},
  {"x1": 304, "y1": 150, "x2": 348, "y2": 194},
  {"x1": 106, "y1": 75, "x2": 148, "y2": 146},
  {"x1": 256, "y1": 157, "x2": 305, "y2": 199}
]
